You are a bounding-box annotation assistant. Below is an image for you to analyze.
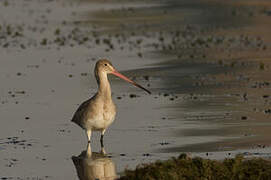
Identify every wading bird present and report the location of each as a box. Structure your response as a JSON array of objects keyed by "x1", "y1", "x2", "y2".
[{"x1": 71, "y1": 59, "x2": 151, "y2": 147}]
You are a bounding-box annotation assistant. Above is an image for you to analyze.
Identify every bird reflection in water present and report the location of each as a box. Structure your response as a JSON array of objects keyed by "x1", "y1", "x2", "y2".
[{"x1": 72, "y1": 144, "x2": 117, "y2": 180}]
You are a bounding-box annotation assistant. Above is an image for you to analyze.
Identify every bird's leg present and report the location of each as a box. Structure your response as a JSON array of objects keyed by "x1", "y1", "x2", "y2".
[
  {"x1": 100, "y1": 129, "x2": 105, "y2": 148},
  {"x1": 86, "y1": 130, "x2": 92, "y2": 143},
  {"x1": 86, "y1": 142, "x2": 92, "y2": 157},
  {"x1": 101, "y1": 146, "x2": 106, "y2": 155}
]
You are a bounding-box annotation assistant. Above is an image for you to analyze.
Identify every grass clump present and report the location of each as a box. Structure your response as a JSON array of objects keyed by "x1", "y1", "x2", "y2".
[{"x1": 119, "y1": 154, "x2": 271, "y2": 180}]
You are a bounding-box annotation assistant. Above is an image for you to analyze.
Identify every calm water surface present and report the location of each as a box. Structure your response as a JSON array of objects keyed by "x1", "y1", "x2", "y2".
[{"x1": 1, "y1": 0, "x2": 271, "y2": 179}]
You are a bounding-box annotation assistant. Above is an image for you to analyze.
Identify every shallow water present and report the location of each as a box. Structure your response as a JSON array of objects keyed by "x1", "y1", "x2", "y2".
[{"x1": 1, "y1": 0, "x2": 271, "y2": 179}]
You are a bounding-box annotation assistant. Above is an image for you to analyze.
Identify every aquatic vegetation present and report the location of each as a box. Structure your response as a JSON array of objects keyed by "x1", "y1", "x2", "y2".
[
  {"x1": 259, "y1": 62, "x2": 265, "y2": 70},
  {"x1": 119, "y1": 154, "x2": 271, "y2": 180}
]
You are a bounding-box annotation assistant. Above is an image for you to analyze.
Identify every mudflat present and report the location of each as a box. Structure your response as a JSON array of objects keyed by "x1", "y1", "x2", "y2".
[{"x1": 0, "y1": 0, "x2": 271, "y2": 179}]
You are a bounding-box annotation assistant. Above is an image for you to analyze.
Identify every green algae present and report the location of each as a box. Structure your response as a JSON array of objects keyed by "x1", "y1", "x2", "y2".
[{"x1": 119, "y1": 154, "x2": 271, "y2": 180}]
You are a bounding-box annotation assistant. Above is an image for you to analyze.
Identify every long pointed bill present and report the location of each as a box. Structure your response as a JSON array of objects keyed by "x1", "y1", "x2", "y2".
[{"x1": 111, "y1": 70, "x2": 151, "y2": 94}]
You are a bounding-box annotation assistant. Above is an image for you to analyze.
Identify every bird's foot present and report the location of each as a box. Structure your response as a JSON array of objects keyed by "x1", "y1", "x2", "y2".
[{"x1": 101, "y1": 147, "x2": 106, "y2": 155}]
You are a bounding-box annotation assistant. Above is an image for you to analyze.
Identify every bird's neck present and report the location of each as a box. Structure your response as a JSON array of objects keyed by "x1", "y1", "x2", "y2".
[{"x1": 97, "y1": 72, "x2": 112, "y2": 99}]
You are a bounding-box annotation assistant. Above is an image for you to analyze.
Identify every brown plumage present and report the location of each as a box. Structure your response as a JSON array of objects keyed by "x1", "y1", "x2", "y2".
[{"x1": 71, "y1": 59, "x2": 150, "y2": 146}]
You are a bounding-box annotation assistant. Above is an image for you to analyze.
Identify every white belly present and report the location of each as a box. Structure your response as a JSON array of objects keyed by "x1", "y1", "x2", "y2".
[
  {"x1": 79, "y1": 93, "x2": 117, "y2": 131},
  {"x1": 85, "y1": 106, "x2": 116, "y2": 131}
]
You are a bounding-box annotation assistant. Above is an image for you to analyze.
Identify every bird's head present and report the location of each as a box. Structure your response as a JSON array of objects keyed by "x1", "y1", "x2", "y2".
[
  {"x1": 95, "y1": 59, "x2": 151, "y2": 94},
  {"x1": 95, "y1": 59, "x2": 115, "y2": 74}
]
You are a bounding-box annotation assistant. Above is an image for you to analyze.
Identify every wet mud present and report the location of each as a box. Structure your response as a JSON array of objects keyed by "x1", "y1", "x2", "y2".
[{"x1": 1, "y1": 0, "x2": 271, "y2": 179}]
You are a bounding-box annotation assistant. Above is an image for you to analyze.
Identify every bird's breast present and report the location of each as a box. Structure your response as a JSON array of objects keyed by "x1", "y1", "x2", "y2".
[
  {"x1": 103, "y1": 100, "x2": 116, "y2": 122},
  {"x1": 84, "y1": 98, "x2": 116, "y2": 131}
]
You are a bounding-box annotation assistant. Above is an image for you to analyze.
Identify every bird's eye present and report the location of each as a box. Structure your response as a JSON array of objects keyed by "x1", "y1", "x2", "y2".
[{"x1": 104, "y1": 64, "x2": 107, "y2": 66}]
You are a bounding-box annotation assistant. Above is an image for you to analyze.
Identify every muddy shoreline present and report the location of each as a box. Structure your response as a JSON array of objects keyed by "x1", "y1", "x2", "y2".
[{"x1": 0, "y1": 0, "x2": 271, "y2": 179}]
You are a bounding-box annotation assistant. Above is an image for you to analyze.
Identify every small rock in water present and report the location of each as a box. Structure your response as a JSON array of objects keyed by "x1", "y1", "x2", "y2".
[
  {"x1": 129, "y1": 94, "x2": 137, "y2": 98},
  {"x1": 263, "y1": 95, "x2": 269, "y2": 98},
  {"x1": 143, "y1": 153, "x2": 150, "y2": 157},
  {"x1": 241, "y1": 116, "x2": 247, "y2": 120},
  {"x1": 159, "y1": 142, "x2": 169, "y2": 146},
  {"x1": 143, "y1": 75, "x2": 149, "y2": 81},
  {"x1": 80, "y1": 73, "x2": 87, "y2": 76}
]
